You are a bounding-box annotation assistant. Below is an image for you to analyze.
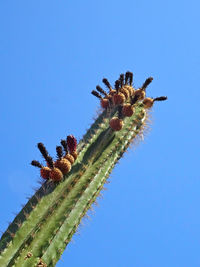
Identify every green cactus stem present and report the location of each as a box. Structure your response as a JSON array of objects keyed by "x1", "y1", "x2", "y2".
[{"x1": 0, "y1": 72, "x2": 166, "y2": 266}]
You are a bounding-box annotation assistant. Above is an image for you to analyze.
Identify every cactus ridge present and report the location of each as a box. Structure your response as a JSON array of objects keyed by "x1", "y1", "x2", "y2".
[
  {"x1": 0, "y1": 108, "x2": 111, "y2": 258},
  {"x1": 0, "y1": 72, "x2": 167, "y2": 266}
]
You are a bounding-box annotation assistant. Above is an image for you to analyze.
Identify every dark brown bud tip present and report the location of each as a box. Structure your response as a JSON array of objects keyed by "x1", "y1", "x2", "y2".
[
  {"x1": 142, "y1": 77, "x2": 153, "y2": 90},
  {"x1": 61, "y1": 139, "x2": 68, "y2": 153},
  {"x1": 46, "y1": 156, "x2": 54, "y2": 168},
  {"x1": 31, "y1": 160, "x2": 42, "y2": 168},
  {"x1": 115, "y1": 80, "x2": 120, "y2": 92},
  {"x1": 125, "y1": 71, "x2": 129, "y2": 84},
  {"x1": 102, "y1": 78, "x2": 112, "y2": 90},
  {"x1": 131, "y1": 94, "x2": 140, "y2": 105},
  {"x1": 96, "y1": 85, "x2": 108, "y2": 96},
  {"x1": 153, "y1": 96, "x2": 168, "y2": 102},
  {"x1": 56, "y1": 146, "x2": 63, "y2": 159},
  {"x1": 119, "y1": 74, "x2": 124, "y2": 87},
  {"x1": 91, "y1": 90, "x2": 102, "y2": 99},
  {"x1": 128, "y1": 72, "x2": 133, "y2": 85},
  {"x1": 37, "y1": 143, "x2": 49, "y2": 160}
]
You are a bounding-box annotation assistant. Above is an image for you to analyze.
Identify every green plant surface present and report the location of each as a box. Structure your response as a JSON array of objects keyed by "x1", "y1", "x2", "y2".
[{"x1": 0, "y1": 73, "x2": 166, "y2": 266}]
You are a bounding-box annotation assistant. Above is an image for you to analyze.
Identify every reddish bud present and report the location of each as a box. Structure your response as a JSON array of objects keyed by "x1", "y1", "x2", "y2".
[
  {"x1": 55, "y1": 159, "x2": 71, "y2": 175},
  {"x1": 143, "y1": 97, "x2": 154, "y2": 108},
  {"x1": 40, "y1": 167, "x2": 51, "y2": 180},
  {"x1": 134, "y1": 89, "x2": 146, "y2": 100},
  {"x1": 120, "y1": 88, "x2": 130, "y2": 99},
  {"x1": 64, "y1": 154, "x2": 75, "y2": 164},
  {"x1": 49, "y1": 168, "x2": 63, "y2": 182},
  {"x1": 122, "y1": 104, "x2": 135, "y2": 117},
  {"x1": 124, "y1": 85, "x2": 135, "y2": 96},
  {"x1": 113, "y1": 93, "x2": 126, "y2": 105},
  {"x1": 71, "y1": 151, "x2": 78, "y2": 160},
  {"x1": 100, "y1": 98, "x2": 109, "y2": 109},
  {"x1": 109, "y1": 117, "x2": 123, "y2": 131},
  {"x1": 67, "y1": 135, "x2": 77, "y2": 153}
]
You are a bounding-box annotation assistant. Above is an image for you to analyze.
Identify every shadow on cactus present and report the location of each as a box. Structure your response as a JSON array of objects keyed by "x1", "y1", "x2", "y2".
[{"x1": 0, "y1": 71, "x2": 167, "y2": 266}]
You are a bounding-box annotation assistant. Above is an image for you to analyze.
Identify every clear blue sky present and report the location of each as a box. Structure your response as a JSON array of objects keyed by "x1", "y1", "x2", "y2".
[{"x1": 0, "y1": 1, "x2": 200, "y2": 266}]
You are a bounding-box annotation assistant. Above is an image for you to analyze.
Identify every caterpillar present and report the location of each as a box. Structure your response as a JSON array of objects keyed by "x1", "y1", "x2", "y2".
[
  {"x1": 92, "y1": 71, "x2": 167, "y2": 131},
  {"x1": 31, "y1": 135, "x2": 78, "y2": 182}
]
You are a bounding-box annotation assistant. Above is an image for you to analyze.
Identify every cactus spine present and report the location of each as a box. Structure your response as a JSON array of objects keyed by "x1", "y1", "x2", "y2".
[{"x1": 0, "y1": 72, "x2": 166, "y2": 266}]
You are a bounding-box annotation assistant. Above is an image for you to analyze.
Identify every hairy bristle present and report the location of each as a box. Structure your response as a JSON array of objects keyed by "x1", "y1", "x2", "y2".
[
  {"x1": 67, "y1": 135, "x2": 77, "y2": 153},
  {"x1": 142, "y1": 77, "x2": 153, "y2": 90},
  {"x1": 31, "y1": 160, "x2": 42, "y2": 168},
  {"x1": 46, "y1": 156, "x2": 54, "y2": 168},
  {"x1": 154, "y1": 96, "x2": 168, "y2": 102},
  {"x1": 56, "y1": 146, "x2": 63, "y2": 159},
  {"x1": 102, "y1": 78, "x2": 112, "y2": 91},
  {"x1": 119, "y1": 74, "x2": 124, "y2": 88},
  {"x1": 91, "y1": 90, "x2": 102, "y2": 99},
  {"x1": 115, "y1": 80, "x2": 120, "y2": 92},
  {"x1": 61, "y1": 139, "x2": 68, "y2": 154},
  {"x1": 96, "y1": 85, "x2": 108, "y2": 96},
  {"x1": 37, "y1": 143, "x2": 49, "y2": 161}
]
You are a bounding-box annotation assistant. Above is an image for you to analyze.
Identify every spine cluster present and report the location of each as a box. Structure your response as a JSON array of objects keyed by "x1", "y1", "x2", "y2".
[
  {"x1": 31, "y1": 135, "x2": 78, "y2": 182},
  {"x1": 92, "y1": 71, "x2": 167, "y2": 131}
]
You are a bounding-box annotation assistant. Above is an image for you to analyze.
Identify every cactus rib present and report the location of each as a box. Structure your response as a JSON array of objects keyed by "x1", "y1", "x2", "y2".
[{"x1": 0, "y1": 72, "x2": 166, "y2": 266}]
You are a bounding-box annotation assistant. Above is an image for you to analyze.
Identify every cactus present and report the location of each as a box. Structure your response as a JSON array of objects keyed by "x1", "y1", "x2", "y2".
[{"x1": 0, "y1": 72, "x2": 167, "y2": 266}]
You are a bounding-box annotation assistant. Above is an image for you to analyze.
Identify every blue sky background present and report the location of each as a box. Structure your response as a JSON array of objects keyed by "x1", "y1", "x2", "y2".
[{"x1": 0, "y1": 1, "x2": 200, "y2": 266}]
